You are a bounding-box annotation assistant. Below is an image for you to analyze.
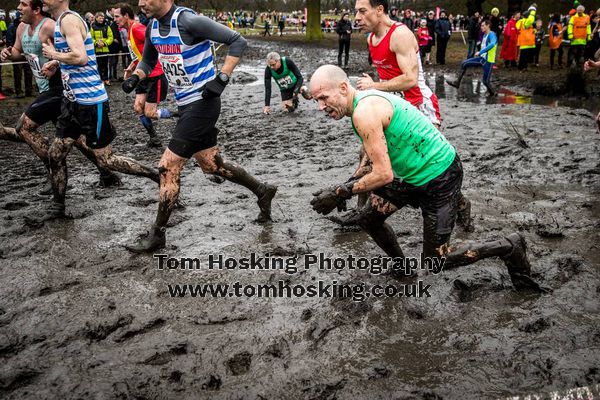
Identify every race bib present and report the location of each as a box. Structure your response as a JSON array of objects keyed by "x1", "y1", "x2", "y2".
[
  {"x1": 127, "y1": 40, "x2": 138, "y2": 61},
  {"x1": 61, "y1": 72, "x2": 76, "y2": 102},
  {"x1": 24, "y1": 53, "x2": 44, "y2": 79},
  {"x1": 158, "y1": 53, "x2": 192, "y2": 87},
  {"x1": 277, "y1": 75, "x2": 294, "y2": 88}
]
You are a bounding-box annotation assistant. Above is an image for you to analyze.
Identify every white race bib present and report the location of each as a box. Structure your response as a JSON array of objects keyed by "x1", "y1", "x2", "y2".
[
  {"x1": 158, "y1": 53, "x2": 193, "y2": 87},
  {"x1": 24, "y1": 53, "x2": 44, "y2": 79},
  {"x1": 61, "y1": 72, "x2": 76, "y2": 102}
]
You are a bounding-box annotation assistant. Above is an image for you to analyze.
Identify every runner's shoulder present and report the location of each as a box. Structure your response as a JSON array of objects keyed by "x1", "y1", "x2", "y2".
[{"x1": 353, "y1": 95, "x2": 393, "y2": 127}]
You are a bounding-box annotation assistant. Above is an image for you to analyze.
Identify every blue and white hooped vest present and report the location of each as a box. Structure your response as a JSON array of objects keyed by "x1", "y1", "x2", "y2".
[
  {"x1": 150, "y1": 7, "x2": 215, "y2": 106},
  {"x1": 54, "y1": 11, "x2": 107, "y2": 105}
]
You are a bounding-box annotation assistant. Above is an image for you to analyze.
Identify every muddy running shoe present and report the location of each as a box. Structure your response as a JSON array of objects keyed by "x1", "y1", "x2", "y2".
[
  {"x1": 147, "y1": 135, "x2": 162, "y2": 148},
  {"x1": 38, "y1": 180, "x2": 53, "y2": 196},
  {"x1": 456, "y1": 195, "x2": 475, "y2": 232},
  {"x1": 98, "y1": 171, "x2": 122, "y2": 187},
  {"x1": 24, "y1": 201, "x2": 66, "y2": 226},
  {"x1": 326, "y1": 208, "x2": 362, "y2": 227},
  {"x1": 126, "y1": 225, "x2": 166, "y2": 253},
  {"x1": 501, "y1": 233, "x2": 548, "y2": 293},
  {"x1": 256, "y1": 184, "x2": 277, "y2": 222}
]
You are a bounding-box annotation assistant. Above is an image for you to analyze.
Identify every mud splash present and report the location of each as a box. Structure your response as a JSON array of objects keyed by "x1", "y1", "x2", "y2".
[{"x1": 0, "y1": 39, "x2": 599, "y2": 399}]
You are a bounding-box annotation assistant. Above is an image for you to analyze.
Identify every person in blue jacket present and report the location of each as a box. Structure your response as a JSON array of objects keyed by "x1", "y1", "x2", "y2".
[{"x1": 447, "y1": 19, "x2": 498, "y2": 96}]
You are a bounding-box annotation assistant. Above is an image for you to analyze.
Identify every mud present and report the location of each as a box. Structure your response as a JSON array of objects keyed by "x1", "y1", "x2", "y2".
[{"x1": 0, "y1": 39, "x2": 599, "y2": 399}]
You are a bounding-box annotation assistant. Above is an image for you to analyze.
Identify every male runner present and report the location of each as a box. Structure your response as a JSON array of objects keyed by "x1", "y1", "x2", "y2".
[
  {"x1": 334, "y1": 0, "x2": 473, "y2": 232},
  {"x1": 114, "y1": 3, "x2": 173, "y2": 147},
  {"x1": 354, "y1": 0, "x2": 440, "y2": 126},
  {"x1": 447, "y1": 20, "x2": 498, "y2": 96},
  {"x1": 309, "y1": 65, "x2": 544, "y2": 292},
  {"x1": 0, "y1": 0, "x2": 121, "y2": 189},
  {"x1": 40, "y1": 0, "x2": 160, "y2": 219},
  {"x1": 121, "y1": 0, "x2": 277, "y2": 252},
  {"x1": 263, "y1": 51, "x2": 303, "y2": 114}
]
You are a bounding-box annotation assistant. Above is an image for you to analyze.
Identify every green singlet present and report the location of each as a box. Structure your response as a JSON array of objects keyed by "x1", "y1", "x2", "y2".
[
  {"x1": 269, "y1": 57, "x2": 297, "y2": 90},
  {"x1": 351, "y1": 89, "x2": 456, "y2": 186}
]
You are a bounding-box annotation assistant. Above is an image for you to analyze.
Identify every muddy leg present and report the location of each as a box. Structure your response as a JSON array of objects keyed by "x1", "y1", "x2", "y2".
[
  {"x1": 14, "y1": 115, "x2": 50, "y2": 169},
  {"x1": 47, "y1": 137, "x2": 76, "y2": 216},
  {"x1": 357, "y1": 195, "x2": 404, "y2": 258},
  {"x1": 455, "y1": 192, "x2": 474, "y2": 232},
  {"x1": 195, "y1": 146, "x2": 277, "y2": 222},
  {"x1": 92, "y1": 144, "x2": 160, "y2": 183},
  {"x1": 135, "y1": 95, "x2": 161, "y2": 148},
  {"x1": 436, "y1": 234, "x2": 545, "y2": 292},
  {"x1": 126, "y1": 149, "x2": 186, "y2": 253},
  {"x1": 73, "y1": 141, "x2": 122, "y2": 187}
]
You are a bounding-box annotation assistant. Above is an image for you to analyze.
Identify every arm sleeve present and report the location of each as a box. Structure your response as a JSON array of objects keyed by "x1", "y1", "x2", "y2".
[
  {"x1": 264, "y1": 67, "x2": 272, "y2": 106},
  {"x1": 178, "y1": 12, "x2": 247, "y2": 57},
  {"x1": 287, "y1": 59, "x2": 303, "y2": 92},
  {"x1": 524, "y1": 11, "x2": 535, "y2": 28},
  {"x1": 137, "y1": 24, "x2": 158, "y2": 76},
  {"x1": 568, "y1": 18, "x2": 574, "y2": 38}
]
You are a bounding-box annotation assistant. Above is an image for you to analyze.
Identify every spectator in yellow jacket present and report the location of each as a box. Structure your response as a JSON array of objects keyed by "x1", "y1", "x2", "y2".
[{"x1": 90, "y1": 12, "x2": 113, "y2": 84}]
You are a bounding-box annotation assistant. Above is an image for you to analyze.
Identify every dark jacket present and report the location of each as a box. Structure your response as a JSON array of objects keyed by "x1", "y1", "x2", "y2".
[
  {"x1": 107, "y1": 20, "x2": 121, "y2": 53},
  {"x1": 435, "y1": 17, "x2": 451, "y2": 39},
  {"x1": 5, "y1": 17, "x2": 20, "y2": 47},
  {"x1": 336, "y1": 18, "x2": 353, "y2": 41},
  {"x1": 426, "y1": 17, "x2": 436, "y2": 46},
  {"x1": 468, "y1": 15, "x2": 480, "y2": 40}
]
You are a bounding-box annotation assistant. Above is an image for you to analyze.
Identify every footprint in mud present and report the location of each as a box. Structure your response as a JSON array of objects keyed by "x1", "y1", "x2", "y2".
[
  {"x1": 142, "y1": 342, "x2": 189, "y2": 366},
  {"x1": 2, "y1": 201, "x2": 28, "y2": 211},
  {"x1": 226, "y1": 351, "x2": 252, "y2": 376}
]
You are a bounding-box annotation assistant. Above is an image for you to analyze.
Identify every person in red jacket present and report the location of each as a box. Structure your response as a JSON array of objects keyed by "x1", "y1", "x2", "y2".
[{"x1": 500, "y1": 11, "x2": 520, "y2": 67}]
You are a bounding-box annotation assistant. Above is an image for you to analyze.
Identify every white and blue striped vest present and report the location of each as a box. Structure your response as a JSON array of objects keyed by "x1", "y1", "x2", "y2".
[
  {"x1": 150, "y1": 7, "x2": 215, "y2": 106},
  {"x1": 54, "y1": 11, "x2": 107, "y2": 105}
]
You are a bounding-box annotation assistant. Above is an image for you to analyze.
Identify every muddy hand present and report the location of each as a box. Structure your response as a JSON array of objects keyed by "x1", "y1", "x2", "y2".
[{"x1": 311, "y1": 188, "x2": 341, "y2": 215}]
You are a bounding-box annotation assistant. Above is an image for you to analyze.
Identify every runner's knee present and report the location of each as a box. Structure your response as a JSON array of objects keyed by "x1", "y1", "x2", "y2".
[{"x1": 133, "y1": 102, "x2": 144, "y2": 115}]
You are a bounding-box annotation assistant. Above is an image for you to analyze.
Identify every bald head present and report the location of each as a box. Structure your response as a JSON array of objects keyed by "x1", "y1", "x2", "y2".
[
  {"x1": 577, "y1": 5, "x2": 585, "y2": 13},
  {"x1": 310, "y1": 65, "x2": 349, "y2": 93},
  {"x1": 309, "y1": 65, "x2": 355, "y2": 120}
]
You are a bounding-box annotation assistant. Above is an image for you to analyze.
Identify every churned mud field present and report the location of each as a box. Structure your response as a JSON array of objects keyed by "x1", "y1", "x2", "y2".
[{"x1": 0, "y1": 40, "x2": 599, "y2": 399}]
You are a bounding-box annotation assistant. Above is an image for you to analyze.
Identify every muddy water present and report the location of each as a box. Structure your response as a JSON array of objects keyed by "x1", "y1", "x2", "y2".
[{"x1": 0, "y1": 40, "x2": 599, "y2": 399}]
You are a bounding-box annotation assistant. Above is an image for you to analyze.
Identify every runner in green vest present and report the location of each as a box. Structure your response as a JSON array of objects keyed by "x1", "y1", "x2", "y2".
[
  {"x1": 308, "y1": 65, "x2": 545, "y2": 292},
  {"x1": 263, "y1": 52, "x2": 304, "y2": 114}
]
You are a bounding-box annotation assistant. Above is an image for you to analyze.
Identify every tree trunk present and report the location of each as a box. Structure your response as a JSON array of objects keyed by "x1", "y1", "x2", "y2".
[
  {"x1": 306, "y1": 0, "x2": 323, "y2": 41},
  {"x1": 508, "y1": 0, "x2": 524, "y2": 15},
  {"x1": 466, "y1": 0, "x2": 485, "y2": 15}
]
